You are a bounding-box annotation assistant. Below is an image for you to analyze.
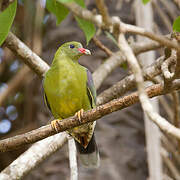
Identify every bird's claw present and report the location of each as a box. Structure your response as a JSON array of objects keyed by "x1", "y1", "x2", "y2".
[
  {"x1": 75, "y1": 109, "x2": 84, "y2": 123},
  {"x1": 51, "y1": 120, "x2": 59, "y2": 132}
]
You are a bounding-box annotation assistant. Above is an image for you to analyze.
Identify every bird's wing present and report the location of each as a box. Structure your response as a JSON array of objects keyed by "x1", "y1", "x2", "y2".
[
  {"x1": 86, "y1": 69, "x2": 96, "y2": 108},
  {"x1": 44, "y1": 92, "x2": 52, "y2": 113},
  {"x1": 42, "y1": 78, "x2": 52, "y2": 114}
]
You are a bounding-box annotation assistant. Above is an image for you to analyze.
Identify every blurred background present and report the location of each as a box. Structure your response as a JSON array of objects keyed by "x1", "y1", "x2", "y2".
[{"x1": 0, "y1": 0, "x2": 180, "y2": 179}]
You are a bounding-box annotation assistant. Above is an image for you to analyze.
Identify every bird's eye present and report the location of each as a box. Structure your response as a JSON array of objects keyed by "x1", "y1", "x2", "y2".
[{"x1": 69, "y1": 44, "x2": 75, "y2": 49}]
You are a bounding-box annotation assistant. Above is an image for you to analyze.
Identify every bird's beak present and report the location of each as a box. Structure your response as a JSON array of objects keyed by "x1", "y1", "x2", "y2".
[{"x1": 78, "y1": 48, "x2": 91, "y2": 55}]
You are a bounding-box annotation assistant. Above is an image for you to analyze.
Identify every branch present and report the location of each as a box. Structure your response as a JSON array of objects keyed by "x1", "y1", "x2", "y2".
[
  {"x1": 131, "y1": 41, "x2": 163, "y2": 55},
  {"x1": 172, "y1": 91, "x2": 180, "y2": 152},
  {"x1": 93, "y1": 40, "x2": 162, "y2": 90},
  {"x1": 117, "y1": 33, "x2": 180, "y2": 149},
  {"x1": 92, "y1": 37, "x2": 113, "y2": 56},
  {"x1": 161, "y1": 54, "x2": 176, "y2": 80},
  {"x1": 97, "y1": 56, "x2": 164, "y2": 105},
  {"x1": 161, "y1": 148, "x2": 180, "y2": 180},
  {"x1": 68, "y1": 138, "x2": 78, "y2": 180},
  {"x1": 93, "y1": 51, "x2": 125, "y2": 89},
  {"x1": 4, "y1": 32, "x2": 49, "y2": 78},
  {"x1": 119, "y1": 22, "x2": 180, "y2": 52},
  {"x1": 95, "y1": 0, "x2": 111, "y2": 27},
  {"x1": 1, "y1": 80, "x2": 180, "y2": 152},
  {"x1": 0, "y1": 65, "x2": 31, "y2": 106},
  {"x1": 0, "y1": 132, "x2": 68, "y2": 180},
  {"x1": 63, "y1": 2, "x2": 180, "y2": 51}
]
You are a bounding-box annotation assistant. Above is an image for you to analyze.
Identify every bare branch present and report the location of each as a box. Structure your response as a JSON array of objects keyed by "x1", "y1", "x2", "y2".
[
  {"x1": 161, "y1": 55, "x2": 176, "y2": 80},
  {"x1": 92, "y1": 37, "x2": 113, "y2": 56},
  {"x1": 93, "y1": 52, "x2": 125, "y2": 89},
  {"x1": 161, "y1": 148, "x2": 180, "y2": 180},
  {"x1": 117, "y1": 33, "x2": 180, "y2": 149},
  {"x1": 1, "y1": 80, "x2": 180, "y2": 152},
  {"x1": 131, "y1": 41, "x2": 163, "y2": 55},
  {"x1": 119, "y1": 22, "x2": 180, "y2": 52},
  {"x1": 172, "y1": 91, "x2": 180, "y2": 152},
  {"x1": 95, "y1": 0, "x2": 111, "y2": 27},
  {"x1": 0, "y1": 65, "x2": 31, "y2": 106},
  {"x1": 0, "y1": 132, "x2": 68, "y2": 180},
  {"x1": 4, "y1": 32, "x2": 49, "y2": 78},
  {"x1": 97, "y1": 56, "x2": 164, "y2": 105},
  {"x1": 63, "y1": 2, "x2": 180, "y2": 51},
  {"x1": 68, "y1": 138, "x2": 78, "y2": 180}
]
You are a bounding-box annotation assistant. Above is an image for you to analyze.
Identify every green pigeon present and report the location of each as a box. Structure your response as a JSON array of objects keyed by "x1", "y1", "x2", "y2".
[{"x1": 43, "y1": 41, "x2": 100, "y2": 168}]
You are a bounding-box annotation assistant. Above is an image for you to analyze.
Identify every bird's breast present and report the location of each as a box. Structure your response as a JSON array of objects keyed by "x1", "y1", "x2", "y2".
[{"x1": 45, "y1": 63, "x2": 87, "y2": 118}]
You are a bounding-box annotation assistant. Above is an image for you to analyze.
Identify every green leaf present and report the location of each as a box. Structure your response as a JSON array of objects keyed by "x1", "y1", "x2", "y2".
[
  {"x1": 0, "y1": 0, "x2": 17, "y2": 46},
  {"x1": 46, "y1": 0, "x2": 69, "y2": 25},
  {"x1": 73, "y1": 0, "x2": 95, "y2": 44},
  {"x1": 74, "y1": 0, "x2": 85, "y2": 8},
  {"x1": 142, "y1": 0, "x2": 150, "y2": 4},
  {"x1": 75, "y1": 16, "x2": 96, "y2": 45},
  {"x1": 173, "y1": 16, "x2": 180, "y2": 32}
]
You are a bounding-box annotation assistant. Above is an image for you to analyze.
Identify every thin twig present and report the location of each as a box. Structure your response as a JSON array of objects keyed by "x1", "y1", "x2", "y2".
[
  {"x1": 92, "y1": 36, "x2": 113, "y2": 56},
  {"x1": 119, "y1": 22, "x2": 180, "y2": 52},
  {"x1": 161, "y1": 148, "x2": 180, "y2": 180},
  {"x1": 162, "y1": 135, "x2": 180, "y2": 166},
  {"x1": 0, "y1": 65, "x2": 31, "y2": 106},
  {"x1": 95, "y1": 0, "x2": 111, "y2": 28},
  {"x1": 159, "y1": 96, "x2": 173, "y2": 122},
  {"x1": 152, "y1": 1, "x2": 172, "y2": 31},
  {"x1": 172, "y1": 91, "x2": 180, "y2": 152}
]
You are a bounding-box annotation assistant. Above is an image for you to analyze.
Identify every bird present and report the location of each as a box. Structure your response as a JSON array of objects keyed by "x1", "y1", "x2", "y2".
[{"x1": 43, "y1": 41, "x2": 100, "y2": 168}]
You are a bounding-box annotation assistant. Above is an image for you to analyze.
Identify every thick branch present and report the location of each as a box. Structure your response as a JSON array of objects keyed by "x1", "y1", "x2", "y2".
[
  {"x1": 4, "y1": 32, "x2": 49, "y2": 78},
  {"x1": 1, "y1": 80, "x2": 180, "y2": 152},
  {"x1": 0, "y1": 132, "x2": 68, "y2": 180}
]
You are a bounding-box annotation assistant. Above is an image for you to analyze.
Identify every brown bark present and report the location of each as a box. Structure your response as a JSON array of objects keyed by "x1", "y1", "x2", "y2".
[{"x1": 1, "y1": 81, "x2": 180, "y2": 153}]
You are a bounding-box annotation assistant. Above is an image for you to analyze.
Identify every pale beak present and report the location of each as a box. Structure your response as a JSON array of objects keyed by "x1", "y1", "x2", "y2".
[{"x1": 78, "y1": 48, "x2": 91, "y2": 55}]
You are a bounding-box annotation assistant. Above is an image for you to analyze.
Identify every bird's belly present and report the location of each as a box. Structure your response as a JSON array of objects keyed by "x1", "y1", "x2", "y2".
[{"x1": 49, "y1": 79, "x2": 85, "y2": 119}]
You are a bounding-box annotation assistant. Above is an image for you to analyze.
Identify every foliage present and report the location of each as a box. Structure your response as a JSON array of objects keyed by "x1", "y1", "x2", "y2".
[
  {"x1": 46, "y1": 0, "x2": 69, "y2": 25},
  {"x1": 173, "y1": 16, "x2": 180, "y2": 32},
  {"x1": 46, "y1": 0, "x2": 95, "y2": 44},
  {"x1": 0, "y1": 0, "x2": 17, "y2": 46},
  {"x1": 142, "y1": 0, "x2": 150, "y2": 4}
]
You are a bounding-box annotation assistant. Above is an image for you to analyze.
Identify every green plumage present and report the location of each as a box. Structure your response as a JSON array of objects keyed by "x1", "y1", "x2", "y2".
[{"x1": 43, "y1": 42, "x2": 96, "y2": 148}]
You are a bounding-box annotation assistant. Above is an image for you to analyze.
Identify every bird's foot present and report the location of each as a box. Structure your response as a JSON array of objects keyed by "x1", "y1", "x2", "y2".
[
  {"x1": 75, "y1": 109, "x2": 84, "y2": 123},
  {"x1": 51, "y1": 119, "x2": 60, "y2": 132}
]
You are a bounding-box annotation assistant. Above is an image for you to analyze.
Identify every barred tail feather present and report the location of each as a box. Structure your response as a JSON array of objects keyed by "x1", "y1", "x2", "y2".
[{"x1": 75, "y1": 134, "x2": 100, "y2": 168}]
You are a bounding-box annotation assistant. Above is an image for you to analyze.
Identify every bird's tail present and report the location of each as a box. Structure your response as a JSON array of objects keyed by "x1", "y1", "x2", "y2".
[{"x1": 75, "y1": 134, "x2": 100, "y2": 168}]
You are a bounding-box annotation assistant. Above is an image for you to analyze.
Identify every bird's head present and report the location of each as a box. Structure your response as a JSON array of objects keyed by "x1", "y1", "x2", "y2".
[{"x1": 56, "y1": 41, "x2": 91, "y2": 60}]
